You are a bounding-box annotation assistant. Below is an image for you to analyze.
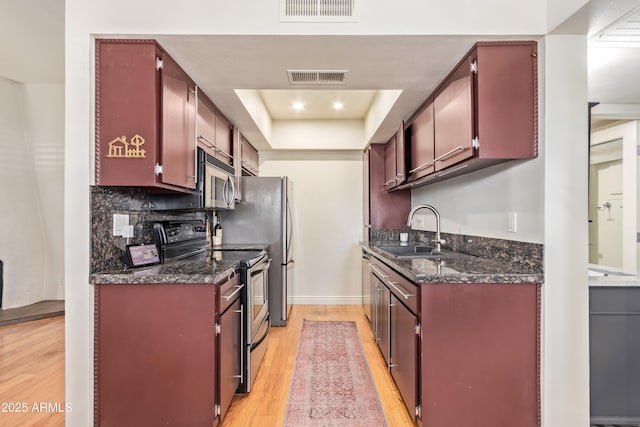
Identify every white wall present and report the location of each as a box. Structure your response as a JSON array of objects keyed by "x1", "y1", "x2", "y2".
[
  {"x1": 411, "y1": 158, "x2": 545, "y2": 243},
  {"x1": 260, "y1": 150, "x2": 363, "y2": 304},
  {"x1": 271, "y1": 120, "x2": 364, "y2": 150},
  {"x1": 24, "y1": 83, "x2": 66, "y2": 300},
  {"x1": 0, "y1": 77, "x2": 64, "y2": 309},
  {"x1": 541, "y1": 35, "x2": 590, "y2": 427}
]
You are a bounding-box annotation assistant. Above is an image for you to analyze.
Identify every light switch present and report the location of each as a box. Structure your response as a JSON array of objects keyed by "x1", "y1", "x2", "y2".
[{"x1": 507, "y1": 211, "x2": 517, "y2": 233}]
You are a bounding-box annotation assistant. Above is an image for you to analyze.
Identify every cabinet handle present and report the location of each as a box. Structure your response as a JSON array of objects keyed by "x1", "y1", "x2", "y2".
[
  {"x1": 435, "y1": 163, "x2": 469, "y2": 178},
  {"x1": 193, "y1": 86, "x2": 199, "y2": 183},
  {"x1": 233, "y1": 303, "x2": 244, "y2": 383},
  {"x1": 409, "y1": 161, "x2": 434, "y2": 174},
  {"x1": 223, "y1": 284, "x2": 244, "y2": 301},
  {"x1": 198, "y1": 135, "x2": 216, "y2": 148},
  {"x1": 434, "y1": 145, "x2": 466, "y2": 162},
  {"x1": 371, "y1": 265, "x2": 390, "y2": 279},
  {"x1": 200, "y1": 135, "x2": 234, "y2": 161},
  {"x1": 383, "y1": 179, "x2": 396, "y2": 186},
  {"x1": 216, "y1": 146, "x2": 234, "y2": 161},
  {"x1": 388, "y1": 281, "x2": 413, "y2": 300}
]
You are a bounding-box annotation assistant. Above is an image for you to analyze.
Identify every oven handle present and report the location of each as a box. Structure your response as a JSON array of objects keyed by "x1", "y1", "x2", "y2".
[
  {"x1": 223, "y1": 284, "x2": 244, "y2": 301},
  {"x1": 250, "y1": 315, "x2": 270, "y2": 350},
  {"x1": 251, "y1": 258, "x2": 271, "y2": 276}
]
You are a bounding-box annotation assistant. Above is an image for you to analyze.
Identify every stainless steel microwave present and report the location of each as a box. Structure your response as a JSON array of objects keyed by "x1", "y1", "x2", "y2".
[{"x1": 198, "y1": 148, "x2": 235, "y2": 210}]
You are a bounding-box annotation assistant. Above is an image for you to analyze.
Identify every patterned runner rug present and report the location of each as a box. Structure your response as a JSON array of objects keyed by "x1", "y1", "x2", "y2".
[{"x1": 283, "y1": 320, "x2": 388, "y2": 427}]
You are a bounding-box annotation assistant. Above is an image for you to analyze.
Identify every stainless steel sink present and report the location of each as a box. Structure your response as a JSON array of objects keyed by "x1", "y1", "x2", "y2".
[{"x1": 377, "y1": 245, "x2": 470, "y2": 259}]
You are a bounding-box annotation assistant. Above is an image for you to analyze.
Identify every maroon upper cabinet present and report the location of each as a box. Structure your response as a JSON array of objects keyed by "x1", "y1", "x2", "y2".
[
  {"x1": 215, "y1": 113, "x2": 233, "y2": 165},
  {"x1": 196, "y1": 93, "x2": 218, "y2": 156},
  {"x1": 433, "y1": 56, "x2": 474, "y2": 171},
  {"x1": 409, "y1": 102, "x2": 435, "y2": 180},
  {"x1": 435, "y1": 41, "x2": 537, "y2": 171},
  {"x1": 364, "y1": 144, "x2": 410, "y2": 238},
  {"x1": 383, "y1": 124, "x2": 408, "y2": 191},
  {"x1": 197, "y1": 94, "x2": 233, "y2": 166},
  {"x1": 405, "y1": 41, "x2": 537, "y2": 188},
  {"x1": 395, "y1": 122, "x2": 407, "y2": 186},
  {"x1": 240, "y1": 136, "x2": 259, "y2": 176},
  {"x1": 95, "y1": 39, "x2": 197, "y2": 192},
  {"x1": 384, "y1": 135, "x2": 397, "y2": 190}
]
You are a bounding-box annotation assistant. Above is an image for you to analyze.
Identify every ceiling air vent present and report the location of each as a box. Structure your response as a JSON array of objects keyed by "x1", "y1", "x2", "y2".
[
  {"x1": 280, "y1": 0, "x2": 358, "y2": 22},
  {"x1": 287, "y1": 70, "x2": 349, "y2": 85},
  {"x1": 590, "y1": 5, "x2": 640, "y2": 47}
]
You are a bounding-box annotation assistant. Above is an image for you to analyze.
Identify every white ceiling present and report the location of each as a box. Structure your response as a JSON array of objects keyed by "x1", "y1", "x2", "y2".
[
  {"x1": 259, "y1": 89, "x2": 377, "y2": 120},
  {"x1": 2, "y1": 0, "x2": 640, "y2": 148}
]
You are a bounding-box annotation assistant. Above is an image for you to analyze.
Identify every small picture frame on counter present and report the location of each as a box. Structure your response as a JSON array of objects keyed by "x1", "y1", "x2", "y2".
[{"x1": 124, "y1": 244, "x2": 160, "y2": 268}]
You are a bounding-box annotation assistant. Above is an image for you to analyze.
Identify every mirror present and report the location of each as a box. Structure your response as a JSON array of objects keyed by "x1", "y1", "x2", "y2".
[{"x1": 589, "y1": 118, "x2": 640, "y2": 272}]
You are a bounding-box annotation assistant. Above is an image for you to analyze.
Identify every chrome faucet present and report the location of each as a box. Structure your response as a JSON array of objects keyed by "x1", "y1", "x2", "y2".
[{"x1": 407, "y1": 204, "x2": 445, "y2": 253}]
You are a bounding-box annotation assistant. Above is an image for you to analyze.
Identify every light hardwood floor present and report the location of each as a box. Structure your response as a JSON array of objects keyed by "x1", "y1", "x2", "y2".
[
  {"x1": 0, "y1": 317, "x2": 65, "y2": 427},
  {"x1": 221, "y1": 305, "x2": 415, "y2": 427},
  {"x1": 0, "y1": 306, "x2": 414, "y2": 427}
]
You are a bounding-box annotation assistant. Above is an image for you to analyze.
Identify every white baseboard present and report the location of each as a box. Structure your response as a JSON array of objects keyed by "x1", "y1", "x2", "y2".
[{"x1": 288, "y1": 295, "x2": 363, "y2": 305}]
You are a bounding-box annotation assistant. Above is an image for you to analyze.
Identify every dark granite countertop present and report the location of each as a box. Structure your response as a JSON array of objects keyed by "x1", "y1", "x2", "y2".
[
  {"x1": 361, "y1": 241, "x2": 543, "y2": 285},
  {"x1": 91, "y1": 250, "x2": 264, "y2": 285}
]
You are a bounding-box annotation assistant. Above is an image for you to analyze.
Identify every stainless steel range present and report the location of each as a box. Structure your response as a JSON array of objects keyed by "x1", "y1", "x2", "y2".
[{"x1": 237, "y1": 251, "x2": 270, "y2": 393}]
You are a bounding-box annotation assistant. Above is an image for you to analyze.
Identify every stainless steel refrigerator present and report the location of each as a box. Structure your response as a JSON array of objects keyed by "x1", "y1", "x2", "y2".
[{"x1": 220, "y1": 176, "x2": 293, "y2": 326}]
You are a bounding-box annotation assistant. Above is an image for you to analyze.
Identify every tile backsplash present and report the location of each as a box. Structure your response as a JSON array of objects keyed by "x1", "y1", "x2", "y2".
[
  {"x1": 91, "y1": 186, "x2": 205, "y2": 273},
  {"x1": 371, "y1": 229, "x2": 543, "y2": 273}
]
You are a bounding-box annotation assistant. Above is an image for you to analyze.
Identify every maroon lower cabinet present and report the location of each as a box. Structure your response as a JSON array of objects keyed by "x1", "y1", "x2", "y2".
[
  {"x1": 419, "y1": 283, "x2": 540, "y2": 427},
  {"x1": 218, "y1": 294, "x2": 242, "y2": 419},
  {"x1": 95, "y1": 284, "x2": 218, "y2": 427}
]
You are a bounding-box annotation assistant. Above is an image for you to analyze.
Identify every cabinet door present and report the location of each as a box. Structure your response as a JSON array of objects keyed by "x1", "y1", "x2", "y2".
[
  {"x1": 95, "y1": 41, "x2": 161, "y2": 187},
  {"x1": 374, "y1": 277, "x2": 390, "y2": 365},
  {"x1": 384, "y1": 136, "x2": 397, "y2": 191},
  {"x1": 395, "y1": 123, "x2": 406, "y2": 185},
  {"x1": 421, "y1": 283, "x2": 539, "y2": 427},
  {"x1": 390, "y1": 296, "x2": 418, "y2": 421},
  {"x1": 410, "y1": 102, "x2": 435, "y2": 180},
  {"x1": 218, "y1": 297, "x2": 243, "y2": 420},
  {"x1": 197, "y1": 94, "x2": 217, "y2": 156},
  {"x1": 215, "y1": 114, "x2": 233, "y2": 165},
  {"x1": 363, "y1": 148, "x2": 370, "y2": 238},
  {"x1": 241, "y1": 137, "x2": 259, "y2": 175},
  {"x1": 366, "y1": 144, "x2": 411, "y2": 230},
  {"x1": 434, "y1": 56, "x2": 475, "y2": 171},
  {"x1": 95, "y1": 284, "x2": 216, "y2": 427},
  {"x1": 161, "y1": 54, "x2": 197, "y2": 189},
  {"x1": 362, "y1": 255, "x2": 372, "y2": 321}
]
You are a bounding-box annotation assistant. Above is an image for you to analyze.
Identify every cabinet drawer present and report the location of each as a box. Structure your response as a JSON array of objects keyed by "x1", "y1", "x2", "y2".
[
  {"x1": 370, "y1": 258, "x2": 417, "y2": 314},
  {"x1": 219, "y1": 271, "x2": 242, "y2": 314}
]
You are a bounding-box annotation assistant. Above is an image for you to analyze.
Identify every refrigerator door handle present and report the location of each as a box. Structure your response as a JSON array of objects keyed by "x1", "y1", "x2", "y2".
[{"x1": 286, "y1": 197, "x2": 293, "y2": 256}]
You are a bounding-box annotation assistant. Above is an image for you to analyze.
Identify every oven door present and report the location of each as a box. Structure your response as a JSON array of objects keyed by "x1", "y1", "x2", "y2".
[{"x1": 248, "y1": 256, "x2": 270, "y2": 339}]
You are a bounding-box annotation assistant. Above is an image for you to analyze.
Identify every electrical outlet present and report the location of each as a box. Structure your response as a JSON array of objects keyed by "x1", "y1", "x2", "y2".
[
  {"x1": 113, "y1": 214, "x2": 130, "y2": 236},
  {"x1": 507, "y1": 211, "x2": 517, "y2": 233}
]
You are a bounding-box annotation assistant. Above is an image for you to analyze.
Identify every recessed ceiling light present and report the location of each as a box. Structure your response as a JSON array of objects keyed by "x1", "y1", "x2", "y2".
[
  {"x1": 333, "y1": 101, "x2": 344, "y2": 110},
  {"x1": 293, "y1": 101, "x2": 304, "y2": 111}
]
